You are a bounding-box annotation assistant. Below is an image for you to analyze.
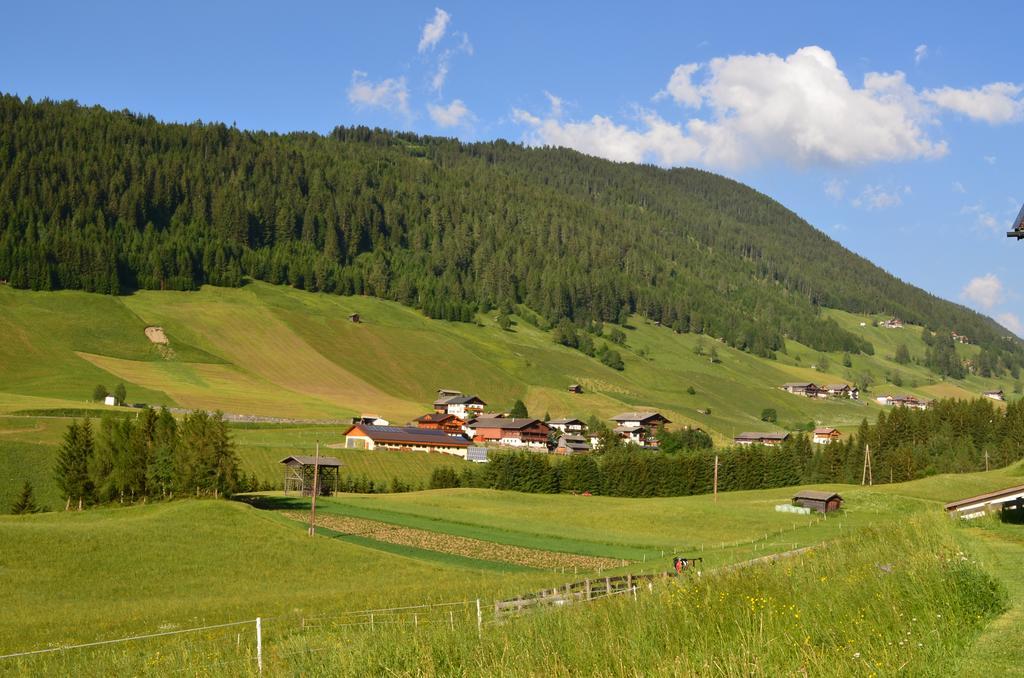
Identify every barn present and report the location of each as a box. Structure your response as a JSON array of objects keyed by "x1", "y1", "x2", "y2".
[
  {"x1": 792, "y1": 490, "x2": 843, "y2": 513},
  {"x1": 280, "y1": 455, "x2": 342, "y2": 496}
]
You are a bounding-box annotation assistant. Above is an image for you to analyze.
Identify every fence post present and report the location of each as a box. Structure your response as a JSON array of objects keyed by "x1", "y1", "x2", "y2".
[
  {"x1": 255, "y1": 617, "x2": 263, "y2": 676},
  {"x1": 476, "y1": 599, "x2": 482, "y2": 638}
]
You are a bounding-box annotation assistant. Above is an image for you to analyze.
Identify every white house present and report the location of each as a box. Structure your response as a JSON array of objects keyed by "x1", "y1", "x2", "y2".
[
  {"x1": 547, "y1": 417, "x2": 587, "y2": 434},
  {"x1": 434, "y1": 395, "x2": 487, "y2": 419},
  {"x1": 812, "y1": 427, "x2": 841, "y2": 445},
  {"x1": 984, "y1": 390, "x2": 1006, "y2": 402},
  {"x1": 103, "y1": 395, "x2": 118, "y2": 407}
]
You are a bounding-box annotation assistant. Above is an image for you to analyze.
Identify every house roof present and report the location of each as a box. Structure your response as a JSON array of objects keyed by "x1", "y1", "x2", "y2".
[
  {"x1": 783, "y1": 382, "x2": 816, "y2": 388},
  {"x1": 613, "y1": 425, "x2": 643, "y2": 434},
  {"x1": 813, "y1": 427, "x2": 839, "y2": 435},
  {"x1": 344, "y1": 425, "x2": 470, "y2": 447},
  {"x1": 548, "y1": 418, "x2": 585, "y2": 426},
  {"x1": 735, "y1": 432, "x2": 790, "y2": 441},
  {"x1": 558, "y1": 435, "x2": 590, "y2": 450},
  {"x1": 825, "y1": 384, "x2": 851, "y2": 390},
  {"x1": 609, "y1": 411, "x2": 670, "y2": 424},
  {"x1": 473, "y1": 417, "x2": 547, "y2": 431},
  {"x1": 279, "y1": 455, "x2": 342, "y2": 467},
  {"x1": 793, "y1": 490, "x2": 843, "y2": 502},
  {"x1": 436, "y1": 395, "x2": 486, "y2": 406},
  {"x1": 416, "y1": 412, "x2": 460, "y2": 423},
  {"x1": 944, "y1": 484, "x2": 1024, "y2": 511},
  {"x1": 984, "y1": 390, "x2": 1004, "y2": 395}
]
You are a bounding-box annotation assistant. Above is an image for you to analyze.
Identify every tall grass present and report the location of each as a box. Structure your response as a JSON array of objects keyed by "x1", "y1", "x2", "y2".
[
  {"x1": 1, "y1": 514, "x2": 1006, "y2": 675},
  {"x1": 275, "y1": 514, "x2": 1005, "y2": 676}
]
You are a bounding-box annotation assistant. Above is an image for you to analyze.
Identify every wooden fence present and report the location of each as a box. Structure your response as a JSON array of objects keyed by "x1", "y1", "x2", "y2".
[{"x1": 494, "y1": 572, "x2": 673, "y2": 617}]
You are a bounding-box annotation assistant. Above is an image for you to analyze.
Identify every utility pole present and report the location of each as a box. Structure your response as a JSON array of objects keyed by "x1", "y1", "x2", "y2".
[
  {"x1": 308, "y1": 441, "x2": 320, "y2": 537},
  {"x1": 862, "y1": 444, "x2": 873, "y2": 486},
  {"x1": 985, "y1": 449, "x2": 990, "y2": 472},
  {"x1": 713, "y1": 455, "x2": 719, "y2": 502}
]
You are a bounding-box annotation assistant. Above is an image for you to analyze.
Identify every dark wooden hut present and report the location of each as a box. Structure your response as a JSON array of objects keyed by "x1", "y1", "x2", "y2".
[
  {"x1": 792, "y1": 490, "x2": 843, "y2": 513},
  {"x1": 280, "y1": 455, "x2": 342, "y2": 496}
]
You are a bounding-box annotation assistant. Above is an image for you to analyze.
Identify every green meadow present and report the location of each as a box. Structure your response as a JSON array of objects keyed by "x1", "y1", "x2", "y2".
[
  {"x1": 0, "y1": 281, "x2": 1013, "y2": 442},
  {"x1": 1, "y1": 466, "x2": 1022, "y2": 675}
]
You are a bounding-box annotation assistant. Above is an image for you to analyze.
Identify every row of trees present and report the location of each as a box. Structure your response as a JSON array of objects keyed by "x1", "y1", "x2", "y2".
[
  {"x1": 427, "y1": 398, "x2": 1024, "y2": 497},
  {"x1": 54, "y1": 409, "x2": 242, "y2": 508},
  {"x1": 3, "y1": 95, "x2": 1021, "y2": 373}
]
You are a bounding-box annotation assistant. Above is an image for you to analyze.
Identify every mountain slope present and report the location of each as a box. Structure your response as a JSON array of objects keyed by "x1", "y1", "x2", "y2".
[
  {"x1": 0, "y1": 94, "x2": 1019, "y2": 371},
  {"x1": 0, "y1": 282, "x2": 1016, "y2": 443}
]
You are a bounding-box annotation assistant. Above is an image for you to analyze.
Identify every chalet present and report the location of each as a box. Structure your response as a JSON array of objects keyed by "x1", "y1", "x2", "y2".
[
  {"x1": 436, "y1": 388, "x2": 463, "y2": 399},
  {"x1": 568, "y1": 384, "x2": 583, "y2": 394},
  {"x1": 433, "y1": 394, "x2": 487, "y2": 418},
  {"x1": 881, "y1": 317, "x2": 904, "y2": 329},
  {"x1": 415, "y1": 412, "x2": 467, "y2": 436},
  {"x1": 825, "y1": 384, "x2": 859, "y2": 400},
  {"x1": 951, "y1": 332, "x2": 971, "y2": 345},
  {"x1": 555, "y1": 434, "x2": 591, "y2": 455},
  {"x1": 782, "y1": 382, "x2": 822, "y2": 398},
  {"x1": 734, "y1": 432, "x2": 790, "y2": 446},
  {"x1": 875, "y1": 394, "x2": 929, "y2": 410},
  {"x1": 472, "y1": 417, "x2": 551, "y2": 449},
  {"x1": 547, "y1": 417, "x2": 587, "y2": 434},
  {"x1": 341, "y1": 424, "x2": 471, "y2": 458},
  {"x1": 613, "y1": 424, "x2": 647, "y2": 446},
  {"x1": 609, "y1": 411, "x2": 671, "y2": 447},
  {"x1": 792, "y1": 490, "x2": 843, "y2": 513},
  {"x1": 944, "y1": 484, "x2": 1024, "y2": 520},
  {"x1": 348, "y1": 313, "x2": 361, "y2": 323},
  {"x1": 351, "y1": 414, "x2": 390, "y2": 426},
  {"x1": 812, "y1": 427, "x2": 842, "y2": 444},
  {"x1": 984, "y1": 390, "x2": 1006, "y2": 402}
]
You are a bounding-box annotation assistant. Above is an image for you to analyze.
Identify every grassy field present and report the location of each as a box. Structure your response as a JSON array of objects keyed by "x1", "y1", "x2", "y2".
[
  {"x1": 0, "y1": 282, "x2": 1015, "y2": 444},
  {"x1": 2, "y1": 467, "x2": 1022, "y2": 675}
]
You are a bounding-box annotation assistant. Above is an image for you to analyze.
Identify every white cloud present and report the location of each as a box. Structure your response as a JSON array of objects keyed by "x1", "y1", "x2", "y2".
[
  {"x1": 852, "y1": 184, "x2": 908, "y2": 210},
  {"x1": 431, "y1": 62, "x2": 449, "y2": 92},
  {"x1": 961, "y1": 273, "x2": 1004, "y2": 309},
  {"x1": 516, "y1": 109, "x2": 703, "y2": 166},
  {"x1": 997, "y1": 312, "x2": 1024, "y2": 337},
  {"x1": 824, "y1": 178, "x2": 846, "y2": 200},
  {"x1": 517, "y1": 46, "x2": 948, "y2": 169},
  {"x1": 961, "y1": 203, "x2": 999, "y2": 231},
  {"x1": 657, "y1": 63, "x2": 703, "y2": 108},
  {"x1": 952, "y1": 180, "x2": 966, "y2": 193},
  {"x1": 418, "y1": 7, "x2": 450, "y2": 53},
  {"x1": 544, "y1": 91, "x2": 564, "y2": 118},
  {"x1": 347, "y1": 71, "x2": 409, "y2": 114},
  {"x1": 914, "y1": 44, "x2": 928, "y2": 64},
  {"x1": 923, "y1": 82, "x2": 1024, "y2": 124},
  {"x1": 428, "y1": 99, "x2": 472, "y2": 127},
  {"x1": 429, "y1": 30, "x2": 472, "y2": 93}
]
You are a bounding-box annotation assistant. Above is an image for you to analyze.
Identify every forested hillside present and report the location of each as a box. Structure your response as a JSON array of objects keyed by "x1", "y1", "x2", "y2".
[{"x1": 1, "y1": 94, "x2": 1019, "y2": 369}]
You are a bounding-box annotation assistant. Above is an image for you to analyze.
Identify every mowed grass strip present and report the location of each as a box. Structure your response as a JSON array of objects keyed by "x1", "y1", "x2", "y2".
[{"x1": 282, "y1": 511, "x2": 624, "y2": 571}]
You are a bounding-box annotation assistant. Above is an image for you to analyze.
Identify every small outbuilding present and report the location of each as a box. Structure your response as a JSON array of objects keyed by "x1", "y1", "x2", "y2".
[
  {"x1": 568, "y1": 384, "x2": 583, "y2": 394},
  {"x1": 944, "y1": 484, "x2": 1024, "y2": 520},
  {"x1": 280, "y1": 455, "x2": 342, "y2": 496},
  {"x1": 348, "y1": 313, "x2": 361, "y2": 323},
  {"x1": 792, "y1": 490, "x2": 843, "y2": 513}
]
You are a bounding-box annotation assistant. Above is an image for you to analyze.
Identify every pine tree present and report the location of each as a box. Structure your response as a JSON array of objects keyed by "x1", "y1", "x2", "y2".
[
  {"x1": 92, "y1": 384, "x2": 108, "y2": 402},
  {"x1": 510, "y1": 399, "x2": 529, "y2": 418},
  {"x1": 10, "y1": 481, "x2": 41, "y2": 514},
  {"x1": 54, "y1": 419, "x2": 95, "y2": 509},
  {"x1": 114, "y1": 382, "x2": 127, "y2": 405}
]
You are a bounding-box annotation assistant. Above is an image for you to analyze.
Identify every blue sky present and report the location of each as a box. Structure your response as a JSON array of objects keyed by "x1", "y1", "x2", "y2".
[{"x1": 3, "y1": 1, "x2": 1023, "y2": 334}]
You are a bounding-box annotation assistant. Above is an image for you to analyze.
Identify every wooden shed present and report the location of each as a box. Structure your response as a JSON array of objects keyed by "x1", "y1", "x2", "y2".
[
  {"x1": 281, "y1": 455, "x2": 342, "y2": 496},
  {"x1": 792, "y1": 490, "x2": 843, "y2": 513},
  {"x1": 348, "y1": 313, "x2": 361, "y2": 323}
]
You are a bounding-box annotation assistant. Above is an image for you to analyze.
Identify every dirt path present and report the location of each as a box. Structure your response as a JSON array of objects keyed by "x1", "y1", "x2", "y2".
[{"x1": 283, "y1": 511, "x2": 624, "y2": 571}]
